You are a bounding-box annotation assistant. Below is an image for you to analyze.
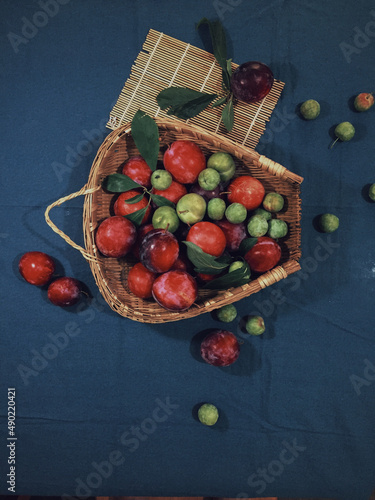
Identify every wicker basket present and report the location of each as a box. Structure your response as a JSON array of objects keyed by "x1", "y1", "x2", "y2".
[{"x1": 45, "y1": 117, "x2": 303, "y2": 323}]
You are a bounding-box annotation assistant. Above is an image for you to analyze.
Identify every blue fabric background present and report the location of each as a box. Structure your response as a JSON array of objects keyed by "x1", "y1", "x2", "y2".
[{"x1": 1, "y1": 1, "x2": 374, "y2": 499}]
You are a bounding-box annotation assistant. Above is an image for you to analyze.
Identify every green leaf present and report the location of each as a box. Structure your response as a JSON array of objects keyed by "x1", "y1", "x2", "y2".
[
  {"x1": 123, "y1": 206, "x2": 148, "y2": 227},
  {"x1": 211, "y1": 95, "x2": 227, "y2": 108},
  {"x1": 222, "y1": 69, "x2": 231, "y2": 92},
  {"x1": 197, "y1": 18, "x2": 227, "y2": 70},
  {"x1": 239, "y1": 237, "x2": 258, "y2": 255},
  {"x1": 203, "y1": 263, "x2": 251, "y2": 290},
  {"x1": 197, "y1": 18, "x2": 231, "y2": 91},
  {"x1": 226, "y1": 58, "x2": 233, "y2": 77},
  {"x1": 131, "y1": 110, "x2": 159, "y2": 171},
  {"x1": 157, "y1": 87, "x2": 210, "y2": 108},
  {"x1": 183, "y1": 241, "x2": 231, "y2": 275},
  {"x1": 150, "y1": 193, "x2": 175, "y2": 208},
  {"x1": 222, "y1": 98, "x2": 234, "y2": 132},
  {"x1": 124, "y1": 193, "x2": 145, "y2": 204},
  {"x1": 102, "y1": 173, "x2": 142, "y2": 193},
  {"x1": 157, "y1": 87, "x2": 217, "y2": 120}
]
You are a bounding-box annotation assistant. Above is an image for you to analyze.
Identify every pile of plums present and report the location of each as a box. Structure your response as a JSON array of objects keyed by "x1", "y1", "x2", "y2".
[{"x1": 94, "y1": 139, "x2": 287, "y2": 313}]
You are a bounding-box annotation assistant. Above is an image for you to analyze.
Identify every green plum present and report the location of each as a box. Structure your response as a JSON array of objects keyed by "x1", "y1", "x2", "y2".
[
  {"x1": 207, "y1": 151, "x2": 236, "y2": 182},
  {"x1": 300, "y1": 99, "x2": 320, "y2": 120},
  {"x1": 151, "y1": 169, "x2": 172, "y2": 190},
  {"x1": 368, "y1": 183, "x2": 375, "y2": 201},
  {"x1": 245, "y1": 315, "x2": 265, "y2": 335},
  {"x1": 263, "y1": 192, "x2": 284, "y2": 213},
  {"x1": 198, "y1": 403, "x2": 219, "y2": 426},
  {"x1": 216, "y1": 304, "x2": 237, "y2": 323},
  {"x1": 247, "y1": 215, "x2": 268, "y2": 237},
  {"x1": 253, "y1": 207, "x2": 272, "y2": 221},
  {"x1": 152, "y1": 206, "x2": 180, "y2": 233},
  {"x1": 207, "y1": 198, "x2": 226, "y2": 221},
  {"x1": 267, "y1": 219, "x2": 288, "y2": 239},
  {"x1": 331, "y1": 122, "x2": 355, "y2": 148},
  {"x1": 319, "y1": 213, "x2": 339, "y2": 233},
  {"x1": 225, "y1": 203, "x2": 247, "y2": 224},
  {"x1": 176, "y1": 193, "x2": 206, "y2": 224},
  {"x1": 198, "y1": 168, "x2": 221, "y2": 191}
]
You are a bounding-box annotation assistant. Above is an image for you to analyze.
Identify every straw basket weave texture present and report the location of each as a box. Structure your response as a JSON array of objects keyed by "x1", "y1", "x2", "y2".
[{"x1": 45, "y1": 29, "x2": 303, "y2": 323}]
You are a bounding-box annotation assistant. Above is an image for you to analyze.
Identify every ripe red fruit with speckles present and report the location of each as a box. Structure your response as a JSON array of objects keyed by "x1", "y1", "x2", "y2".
[
  {"x1": 227, "y1": 175, "x2": 265, "y2": 210},
  {"x1": 163, "y1": 140, "x2": 206, "y2": 184},
  {"x1": 121, "y1": 156, "x2": 152, "y2": 188},
  {"x1": 244, "y1": 236, "x2": 281, "y2": 273},
  {"x1": 48, "y1": 277, "x2": 82, "y2": 307},
  {"x1": 95, "y1": 216, "x2": 137, "y2": 258},
  {"x1": 140, "y1": 229, "x2": 179, "y2": 273},
  {"x1": 151, "y1": 180, "x2": 187, "y2": 204},
  {"x1": 127, "y1": 262, "x2": 157, "y2": 299},
  {"x1": 152, "y1": 270, "x2": 198, "y2": 311},
  {"x1": 201, "y1": 330, "x2": 240, "y2": 366},
  {"x1": 114, "y1": 190, "x2": 151, "y2": 224},
  {"x1": 186, "y1": 222, "x2": 226, "y2": 257},
  {"x1": 19, "y1": 251, "x2": 55, "y2": 286}
]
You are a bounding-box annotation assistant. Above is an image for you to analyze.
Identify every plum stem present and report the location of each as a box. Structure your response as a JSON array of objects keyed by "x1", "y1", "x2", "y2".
[{"x1": 330, "y1": 137, "x2": 339, "y2": 149}]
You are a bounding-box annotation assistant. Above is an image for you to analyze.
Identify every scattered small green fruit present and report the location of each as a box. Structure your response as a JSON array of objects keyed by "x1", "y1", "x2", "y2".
[
  {"x1": 331, "y1": 121, "x2": 355, "y2": 148},
  {"x1": 263, "y1": 192, "x2": 284, "y2": 213},
  {"x1": 300, "y1": 99, "x2": 320, "y2": 120},
  {"x1": 207, "y1": 197, "x2": 226, "y2": 220},
  {"x1": 198, "y1": 403, "x2": 219, "y2": 426},
  {"x1": 319, "y1": 213, "x2": 339, "y2": 233},
  {"x1": 267, "y1": 219, "x2": 288, "y2": 239},
  {"x1": 225, "y1": 202, "x2": 247, "y2": 224},
  {"x1": 151, "y1": 169, "x2": 172, "y2": 190},
  {"x1": 245, "y1": 315, "x2": 265, "y2": 335},
  {"x1": 216, "y1": 304, "x2": 237, "y2": 322},
  {"x1": 247, "y1": 215, "x2": 268, "y2": 237}
]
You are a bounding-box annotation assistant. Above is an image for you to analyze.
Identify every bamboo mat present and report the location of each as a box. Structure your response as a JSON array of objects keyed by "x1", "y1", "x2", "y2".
[{"x1": 107, "y1": 29, "x2": 284, "y2": 149}]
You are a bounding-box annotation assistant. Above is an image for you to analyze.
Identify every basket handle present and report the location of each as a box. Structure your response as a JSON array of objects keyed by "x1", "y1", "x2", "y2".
[{"x1": 44, "y1": 184, "x2": 101, "y2": 262}]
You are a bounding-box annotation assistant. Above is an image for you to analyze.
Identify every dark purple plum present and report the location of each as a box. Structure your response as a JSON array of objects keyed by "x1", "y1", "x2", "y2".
[
  {"x1": 231, "y1": 61, "x2": 274, "y2": 103},
  {"x1": 189, "y1": 182, "x2": 225, "y2": 201},
  {"x1": 140, "y1": 228, "x2": 179, "y2": 273}
]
